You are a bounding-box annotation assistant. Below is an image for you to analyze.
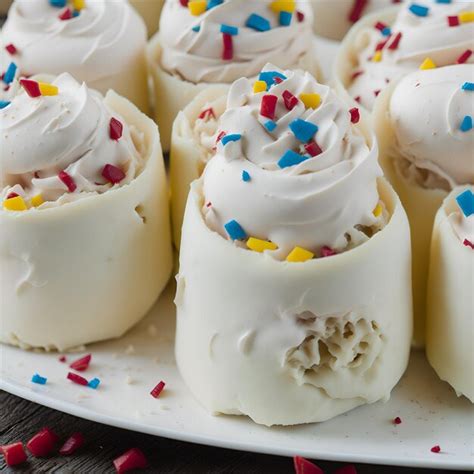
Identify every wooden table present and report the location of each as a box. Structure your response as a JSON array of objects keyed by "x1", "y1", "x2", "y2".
[{"x1": 0, "y1": 391, "x2": 461, "y2": 474}]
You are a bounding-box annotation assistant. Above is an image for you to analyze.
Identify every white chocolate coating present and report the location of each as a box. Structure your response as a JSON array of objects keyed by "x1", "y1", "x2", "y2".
[
  {"x1": 426, "y1": 187, "x2": 474, "y2": 402},
  {"x1": 0, "y1": 90, "x2": 173, "y2": 350},
  {"x1": 175, "y1": 177, "x2": 412, "y2": 426},
  {"x1": 129, "y1": 0, "x2": 164, "y2": 37}
]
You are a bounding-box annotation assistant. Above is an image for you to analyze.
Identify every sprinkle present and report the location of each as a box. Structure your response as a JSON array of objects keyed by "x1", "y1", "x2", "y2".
[
  {"x1": 246, "y1": 237, "x2": 278, "y2": 252},
  {"x1": 222, "y1": 33, "x2": 233, "y2": 60},
  {"x1": 372, "y1": 51, "x2": 383, "y2": 62},
  {"x1": 348, "y1": 0, "x2": 368, "y2": 23},
  {"x1": 431, "y1": 445, "x2": 441, "y2": 453},
  {"x1": 207, "y1": 0, "x2": 223, "y2": 8},
  {"x1": 349, "y1": 107, "x2": 360, "y2": 124},
  {"x1": 88, "y1": 378, "x2": 100, "y2": 389},
  {"x1": 374, "y1": 89, "x2": 381, "y2": 97},
  {"x1": 102, "y1": 164, "x2": 125, "y2": 184},
  {"x1": 0, "y1": 100, "x2": 11, "y2": 109},
  {"x1": 373, "y1": 202, "x2": 383, "y2": 217},
  {"x1": 381, "y1": 27, "x2": 391, "y2": 36},
  {"x1": 456, "y1": 189, "x2": 474, "y2": 217},
  {"x1": 351, "y1": 70, "x2": 363, "y2": 80},
  {"x1": 220, "y1": 24, "x2": 239, "y2": 35},
  {"x1": 408, "y1": 3, "x2": 429, "y2": 17},
  {"x1": 448, "y1": 15, "x2": 460, "y2": 27},
  {"x1": 253, "y1": 80, "x2": 267, "y2": 93},
  {"x1": 150, "y1": 380, "x2": 166, "y2": 398},
  {"x1": 5, "y1": 43, "x2": 17, "y2": 55},
  {"x1": 216, "y1": 130, "x2": 226, "y2": 143},
  {"x1": 7, "y1": 192, "x2": 18, "y2": 199},
  {"x1": 279, "y1": 11, "x2": 292, "y2": 26},
  {"x1": 388, "y1": 31, "x2": 402, "y2": 50},
  {"x1": 26, "y1": 428, "x2": 58, "y2": 457},
  {"x1": 299, "y1": 93, "x2": 321, "y2": 109},
  {"x1": 113, "y1": 448, "x2": 148, "y2": 473},
  {"x1": 436, "y1": 0, "x2": 451, "y2": 3},
  {"x1": 38, "y1": 82, "x2": 58, "y2": 96},
  {"x1": 260, "y1": 94, "x2": 278, "y2": 120},
  {"x1": 286, "y1": 247, "x2": 314, "y2": 263},
  {"x1": 278, "y1": 150, "x2": 308, "y2": 168},
  {"x1": 59, "y1": 433, "x2": 85, "y2": 456},
  {"x1": 270, "y1": 0, "x2": 295, "y2": 13},
  {"x1": 457, "y1": 49, "x2": 473, "y2": 64},
  {"x1": 462, "y1": 82, "x2": 474, "y2": 91},
  {"x1": 191, "y1": 24, "x2": 200, "y2": 32},
  {"x1": 224, "y1": 219, "x2": 247, "y2": 240},
  {"x1": 0, "y1": 443, "x2": 27, "y2": 467},
  {"x1": 3, "y1": 195, "x2": 27, "y2": 211},
  {"x1": 198, "y1": 107, "x2": 216, "y2": 120},
  {"x1": 49, "y1": 0, "x2": 67, "y2": 7},
  {"x1": 289, "y1": 118, "x2": 318, "y2": 143},
  {"x1": 375, "y1": 21, "x2": 387, "y2": 31},
  {"x1": 67, "y1": 372, "x2": 88, "y2": 386},
  {"x1": 29, "y1": 194, "x2": 43, "y2": 208},
  {"x1": 245, "y1": 13, "x2": 271, "y2": 31},
  {"x1": 3, "y1": 62, "x2": 17, "y2": 84},
  {"x1": 420, "y1": 57, "x2": 436, "y2": 70},
  {"x1": 296, "y1": 10, "x2": 305, "y2": 22},
  {"x1": 73, "y1": 0, "x2": 85, "y2": 10},
  {"x1": 179, "y1": 0, "x2": 189, "y2": 6},
  {"x1": 58, "y1": 7, "x2": 73, "y2": 20},
  {"x1": 59, "y1": 171, "x2": 77, "y2": 192},
  {"x1": 31, "y1": 373, "x2": 47, "y2": 385},
  {"x1": 304, "y1": 141, "x2": 322, "y2": 157},
  {"x1": 70, "y1": 354, "x2": 91, "y2": 371},
  {"x1": 264, "y1": 120, "x2": 277, "y2": 132},
  {"x1": 459, "y1": 11, "x2": 474, "y2": 23},
  {"x1": 463, "y1": 239, "x2": 474, "y2": 249},
  {"x1": 242, "y1": 170, "x2": 251, "y2": 182},
  {"x1": 293, "y1": 456, "x2": 324, "y2": 474},
  {"x1": 282, "y1": 90, "x2": 299, "y2": 110},
  {"x1": 221, "y1": 133, "x2": 241, "y2": 145},
  {"x1": 393, "y1": 416, "x2": 402, "y2": 425},
  {"x1": 320, "y1": 246, "x2": 337, "y2": 258},
  {"x1": 109, "y1": 117, "x2": 123, "y2": 140},
  {"x1": 59, "y1": 355, "x2": 67, "y2": 362},
  {"x1": 259, "y1": 70, "x2": 287, "y2": 88},
  {"x1": 20, "y1": 78, "x2": 41, "y2": 97},
  {"x1": 460, "y1": 115, "x2": 473, "y2": 132},
  {"x1": 188, "y1": 0, "x2": 206, "y2": 15}
]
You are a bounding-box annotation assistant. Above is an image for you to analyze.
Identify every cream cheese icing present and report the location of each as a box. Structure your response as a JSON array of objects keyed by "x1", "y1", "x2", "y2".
[
  {"x1": 348, "y1": 1, "x2": 474, "y2": 110},
  {"x1": 158, "y1": 0, "x2": 314, "y2": 84}
]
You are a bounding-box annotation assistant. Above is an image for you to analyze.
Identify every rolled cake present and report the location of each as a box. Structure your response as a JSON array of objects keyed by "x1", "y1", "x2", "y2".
[
  {"x1": 147, "y1": 0, "x2": 319, "y2": 152},
  {"x1": 426, "y1": 187, "x2": 474, "y2": 402},
  {"x1": 373, "y1": 64, "x2": 474, "y2": 347},
  {"x1": 175, "y1": 65, "x2": 412, "y2": 426},
  {"x1": 0, "y1": 73, "x2": 173, "y2": 350},
  {"x1": 333, "y1": 1, "x2": 474, "y2": 113},
  {"x1": 0, "y1": 0, "x2": 149, "y2": 113},
  {"x1": 129, "y1": 0, "x2": 164, "y2": 37}
]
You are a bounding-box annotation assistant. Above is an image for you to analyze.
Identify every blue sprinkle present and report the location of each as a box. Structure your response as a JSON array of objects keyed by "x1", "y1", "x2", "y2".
[
  {"x1": 408, "y1": 3, "x2": 429, "y2": 17},
  {"x1": 242, "y1": 170, "x2": 251, "y2": 182},
  {"x1": 456, "y1": 189, "x2": 474, "y2": 217},
  {"x1": 289, "y1": 118, "x2": 318, "y2": 143},
  {"x1": 224, "y1": 220, "x2": 247, "y2": 240},
  {"x1": 72, "y1": 9, "x2": 80, "y2": 17},
  {"x1": 278, "y1": 150, "x2": 309, "y2": 169},
  {"x1": 279, "y1": 11, "x2": 292, "y2": 26},
  {"x1": 460, "y1": 115, "x2": 473, "y2": 132},
  {"x1": 221, "y1": 133, "x2": 242, "y2": 146},
  {"x1": 192, "y1": 25, "x2": 201, "y2": 32},
  {"x1": 264, "y1": 120, "x2": 277, "y2": 132},
  {"x1": 49, "y1": 0, "x2": 67, "y2": 7},
  {"x1": 381, "y1": 27, "x2": 391, "y2": 36},
  {"x1": 246, "y1": 13, "x2": 271, "y2": 32},
  {"x1": 207, "y1": 0, "x2": 223, "y2": 9},
  {"x1": 88, "y1": 378, "x2": 101, "y2": 389},
  {"x1": 461, "y1": 82, "x2": 474, "y2": 91},
  {"x1": 258, "y1": 70, "x2": 287, "y2": 88},
  {"x1": 220, "y1": 24, "x2": 239, "y2": 36},
  {"x1": 3, "y1": 62, "x2": 17, "y2": 85},
  {"x1": 0, "y1": 100, "x2": 11, "y2": 109},
  {"x1": 31, "y1": 373, "x2": 47, "y2": 385},
  {"x1": 435, "y1": 0, "x2": 451, "y2": 3}
]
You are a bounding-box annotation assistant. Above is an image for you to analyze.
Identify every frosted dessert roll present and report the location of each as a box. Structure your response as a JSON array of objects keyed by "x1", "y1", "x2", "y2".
[
  {"x1": 175, "y1": 65, "x2": 412, "y2": 426},
  {"x1": 426, "y1": 187, "x2": 474, "y2": 402},
  {"x1": 129, "y1": 0, "x2": 164, "y2": 37},
  {"x1": 0, "y1": 73, "x2": 173, "y2": 351},
  {"x1": 0, "y1": 0, "x2": 149, "y2": 113},
  {"x1": 147, "y1": 0, "x2": 318, "y2": 151},
  {"x1": 373, "y1": 64, "x2": 474, "y2": 347},
  {"x1": 311, "y1": 0, "x2": 403, "y2": 41},
  {"x1": 333, "y1": 1, "x2": 474, "y2": 113}
]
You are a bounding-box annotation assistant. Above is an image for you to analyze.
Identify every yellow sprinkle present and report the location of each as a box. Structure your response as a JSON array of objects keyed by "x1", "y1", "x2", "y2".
[
  {"x1": 247, "y1": 237, "x2": 278, "y2": 253},
  {"x1": 253, "y1": 80, "x2": 267, "y2": 94},
  {"x1": 31, "y1": 194, "x2": 44, "y2": 208},
  {"x1": 373, "y1": 202, "x2": 383, "y2": 217},
  {"x1": 3, "y1": 195, "x2": 27, "y2": 211},
  {"x1": 270, "y1": 0, "x2": 295, "y2": 13},
  {"x1": 286, "y1": 246, "x2": 314, "y2": 263},
  {"x1": 38, "y1": 82, "x2": 59, "y2": 96},
  {"x1": 188, "y1": 0, "x2": 207, "y2": 15},
  {"x1": 459, "y1": 11, "x2": 474, "y2": 23},
  {"x1": 73, "y1": 0, "x2": 85, "y2": 11},
  {"x1": 372, "y1": 51, "x2": 382, "y2": 63},
  {"x1": 420, "y1": 57, "x2": 436, "y2": 70},
  {"x1": 299, "y1": 93, "x2": 321, "y2": 109}
]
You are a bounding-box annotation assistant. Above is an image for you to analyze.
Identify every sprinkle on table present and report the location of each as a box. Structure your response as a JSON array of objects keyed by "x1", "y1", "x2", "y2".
[
  {"x1": 59, "y1": 432, "x2": 85, "y2": 456},
  {"x1": 293, "y1": 456, "x2": 324, "y2": 474},
  {"x1": 431, "y1": 445, "x2": 441, "y2": 453},
  {"x1": 224, "y1": 219, "x2": 247, "y2": 240},
  {"x1": 286, "y1": 246, "x2": 314, "y2": 263},
  {"x1": 278, "y1": 150, "x2": 309, "y2": 168},
  {"x1": 246, "y1": 13, "x2": 271, "y2": 32},
  {"x1": 109, "y1": 117, "x2": 123, "y2": 140},
  {"x1": 67, "y1": 372, "x2": 89, "y2": 386},
  {"x1": 0, "y1": 442, "x2": 27, "y2": 466},
  {"x1": 88, "y1": 378, "x2": 101, "y2": 389},
  {"x1": 246, "y1": 237, "x2": 278, "y2": 252},
  {"x1": 31, "y1": 373, "x2": 47, "y2": 385},
  {"x1": 150, "y1": 380, "x2": 166, "y2": 398},
  {"x1": 70, "y1": 354, "x2": 92, "y2": 371},
  {"x1": 455, "y1": 189, "x2": 474, "y2": 217},
  {"x1": 408, "y1": 3, "x2": 429, "y2": 17},
  {"x1": 420, "y1": 57, "x2": 436, "y2": 70},
  {"x1": 299, "y1": 93, "x2": 321, "y2": 109},
  {"x1": 459, "y1": 115, "x2": 473, "y2": 132},
  {"x1": 26, "y1": 428, "x2": 58, "y2": 457},
  {"x1": 113, "y1": 448, "x2": 148, "y2": 474},
  {"x1": 393, "y1": 416, "x2": 402, "y2": 425},
  {"x1": 289, "y1": 118, "x2": 318, "y2": 143}
]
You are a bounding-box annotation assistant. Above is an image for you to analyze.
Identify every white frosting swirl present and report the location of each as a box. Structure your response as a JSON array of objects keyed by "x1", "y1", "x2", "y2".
[
  {"x1": 202, "y1": 65, "x2": 384, "y2": 259},
  {"x1": 349, "y1": 1, "x2": 474, "y2": 110},
  {"x1": 389, "y1": 64, "x2": 474, "y2": 190},
  {"x1": 1, "y1": 73, "x2": 143, "y2": 207},
  {"x1": 158, "y1": 0, "x2": 314, "y2": 83},
  {"x1": 0, "y1": 0, "x2": 146, "y2": 91}
]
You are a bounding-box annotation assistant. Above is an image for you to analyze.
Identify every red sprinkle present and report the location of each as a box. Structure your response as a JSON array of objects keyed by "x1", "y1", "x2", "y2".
[
  {"x1": 375, "y1": 37, "x2": 390, "y2": 51},
  {"x1": 463, "y1": 239, "x2": 474, "y2": 249},
  {"x1": 58, "y1": 7, "x2": 73, "y2": 20},
  {"x1": 260, "y1": 94, "x2": 278, "y2": 120},
  {"x1": 59, "y1": 355, "x2": 67, "y2": 363},
  {"x1": 109, "y1": 117, "x2": 123, "y2": 141},
  {"x1": 113, "y1": 448, "x2": 148, "y2": 473},
  {"x1": 351, "y1": 70, "x2": 363, "y2": 80},
  {"x1": 206, "y1": 201, "x2": 212, "y2": 208},
  {"x1": 70, "y1": 354, "x2": 91, "y2": 372},
  {"x1": 431, "y1": 445, "x2": 441, "y2": 453},
  {"x1": 321, "y1": 246, "x2": 337, "y2": 258},
  {"x1": 393, "y1": 416, "x2": 402, "y2": 425},
  {"x1": 102, "y1": 164, "x2": 126, "y2": 184},
  {"x1": 216, "y1": 131, "x2": 226, "y2": 143},
  {"x1": 374, "y1": 89, "x2": 381, "y2": 97},
  {"x1": 20, "y1": 78, "x2": 41, "y2": 98},
  {"x1": 6, "y1": 192, "x2": 19, "y2": 199},
  {"x1": 457, "y1": 49, "x2": 473, "y2": 64},
  {"x1": 349, "y1": 107, "x2": 360, "y2": 124},
  {"x1": 26, "y1": 428, "x2": 58, "y2": 457},
  {"x1": 348, "y1": 0, "x2": 368, "y2": 23},
  {"x1": 67, "y1": 372, "x2": 88, "y2": 386},
  {"x1": 0, "y1": 442, "x2": 27, "y2": 466},
  {"x1": 150, "y1": 380, "x2": 166, "y2": 398},
  {"x1": 375, "y1": 21, "x2": 387, "y2": 32},
  {"x1": 334, "y1": 465, "x2": 357, "y2": 474},
  {"x1": 58, "y1": 170, "x2": 77, "y2": 192},
  {"x1": 388, "y1": 32, "x2": 402, "y2": 50},
  {"x1": 293, "y1": 456, "x2": 324, "y2": 474},
  {"x1": 296, "y1": 10, "x2": 305, "y2": 22},
  {"x1": 179, "y1": 0, "x2": 188, "y2": 6},
  {"x1": 448, "y1": 15, "x2": 460, "y2": 27},
  {"x1": 282, "y1": 90, "x2": 299, "y2": 111},
  {"x1": 222, "y1": 33, "x2": 233, "y2": 60},
  {"x1": 5, "y1": 43, "x2": 17, "y2": 55},
  {"x1": 59, "y1": 432, "x2": 85, "y2": 456},
  {"x1": 354, "y1": 96, "x2": 361, "y2": 103},
  {"x1": 304, "y1": 141, "x2": 323, "y2": 157},
  {"x1": 274, "y1": 76, "x2": 284, "y2": 84},
  {"x1": 198, "y1": 107, "x2": 216, "y2": 120}
]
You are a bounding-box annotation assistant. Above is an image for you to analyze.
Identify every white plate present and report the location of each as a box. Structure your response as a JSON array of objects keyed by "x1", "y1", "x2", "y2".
[{"x1": 1, "y1": 282, "x2": 473, "y2": 471}]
